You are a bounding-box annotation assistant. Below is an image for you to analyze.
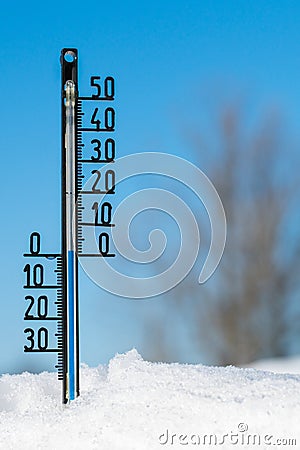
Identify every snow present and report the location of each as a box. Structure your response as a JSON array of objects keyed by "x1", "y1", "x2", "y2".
[
  {"x1": 248, "y1": 355, "x2": 300, "y2": 374},
  {"x1": 1, "y1": 349, "x2": 300, "y2": 449}
]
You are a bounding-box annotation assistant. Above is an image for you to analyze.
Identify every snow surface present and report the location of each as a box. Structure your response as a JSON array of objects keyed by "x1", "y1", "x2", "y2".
[
  {"x1": 248, "y1": 355, "x2": 300, "y2": 374},
  {"x1": 1, "y1": 349, "x2": 300, "y2": 450}
]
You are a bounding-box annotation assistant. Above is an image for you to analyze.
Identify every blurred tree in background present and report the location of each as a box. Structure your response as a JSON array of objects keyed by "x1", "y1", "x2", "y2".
[{"x1": 144, "y1": 96, "x2": 300, "y2": 366}]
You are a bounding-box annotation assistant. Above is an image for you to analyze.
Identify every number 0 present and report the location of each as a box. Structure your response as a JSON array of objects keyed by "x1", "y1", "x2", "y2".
[{"x1": 99, "y1": 233, "x2": 110, "y2": 256}]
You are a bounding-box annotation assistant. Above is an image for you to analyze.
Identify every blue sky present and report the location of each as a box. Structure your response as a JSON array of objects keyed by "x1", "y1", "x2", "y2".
[{"x1": 1, "y1": 0, "x2": 300, "y2": 374}]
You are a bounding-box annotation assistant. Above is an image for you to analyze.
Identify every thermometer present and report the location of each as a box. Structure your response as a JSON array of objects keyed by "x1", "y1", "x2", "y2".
[{"x1": 23, "y1": 48, "x2": 116, "y2": 403}]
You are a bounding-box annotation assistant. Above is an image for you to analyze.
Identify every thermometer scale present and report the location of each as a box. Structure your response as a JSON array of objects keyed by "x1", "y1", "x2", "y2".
[{"x1": 23, "y1": 48, "x2": 116, "y2": 403}]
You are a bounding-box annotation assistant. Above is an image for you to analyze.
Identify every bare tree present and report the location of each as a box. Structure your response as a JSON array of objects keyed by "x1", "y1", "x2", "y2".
[{"x1": 143, "y1": 98, "x2": 300, "y2": 366}]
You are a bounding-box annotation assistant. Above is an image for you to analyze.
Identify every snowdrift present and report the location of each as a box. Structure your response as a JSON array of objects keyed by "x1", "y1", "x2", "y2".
[
  {"x1": 248, "y1": 355, "x2": 300, "y2": 375},
  {"x1": 1, "y1": 349, "x2": 300, "y2": 449}
]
